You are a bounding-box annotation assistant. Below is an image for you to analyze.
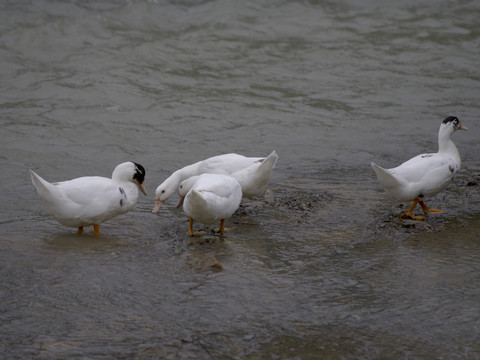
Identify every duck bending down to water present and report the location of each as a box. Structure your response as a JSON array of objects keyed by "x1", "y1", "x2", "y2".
[
  {"x1": 178, "y1": 173, "x2": 242, "y2": 236},
  {"x1": 30, "y1": 161, "x2": 147, "y2": 236},
  {"x1": 371, "y1": 116, "x2": 467, "y2": 220},
  {"x1": 176, "y1": 150, "x2": 278, "y2": 207},
  {"x1": 152, "y1": 152, "x2": 273, "y2": 212}
]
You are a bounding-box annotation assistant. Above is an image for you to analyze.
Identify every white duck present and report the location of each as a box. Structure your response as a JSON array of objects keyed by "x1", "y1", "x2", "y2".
[
  {"x1": 152, "y1": 152, "x2": 272, "y2": 212},
  {"x1": 176, "y1": 150, "x2": 278, "y2": 208},
  {"x1": 30, "y1": 161, "x2": 147, "y2": 236},
  {"x1": 230, "y1": 150, "x2": 278, "y2": 198},
  {"x1": 179, "y1": 173, "x2": 242, "y2": 236},
  {"x1": 371, "y1": 116, "x2": 467, "y2": 220}
]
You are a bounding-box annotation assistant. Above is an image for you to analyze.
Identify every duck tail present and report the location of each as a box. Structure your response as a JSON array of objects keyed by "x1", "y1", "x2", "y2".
[
  {"x1": 260, "y1": 150, "x2": 279, "y2": 170},
  {"x1": 30, "y1": 170, "x2": 56, "y2": 198},
  {"x1": 371, "y1": 162, "x2": 402, "y2": 189}
]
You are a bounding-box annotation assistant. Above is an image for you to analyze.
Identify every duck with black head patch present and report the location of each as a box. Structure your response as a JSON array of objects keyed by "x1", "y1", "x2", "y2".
[
  {"x1": 371, "y1": 116, "x2": 467, "y2": 220},
  {"x1": 30, "y1": 161, "x2": 147, "y2": 236}
]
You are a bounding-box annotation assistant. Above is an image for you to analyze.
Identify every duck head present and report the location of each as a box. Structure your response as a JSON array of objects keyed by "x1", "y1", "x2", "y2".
[
  {"x1": 442, "y1": 116, "x2": 468, "y2": 132},
  {"x1": 112, "y1": 162, "x2": 147, "y2": 196}
]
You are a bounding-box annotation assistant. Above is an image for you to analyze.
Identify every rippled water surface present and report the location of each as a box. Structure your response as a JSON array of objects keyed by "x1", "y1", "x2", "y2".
[{"x1": 1, "y1": 0, "x2": 480, "y2": 358}]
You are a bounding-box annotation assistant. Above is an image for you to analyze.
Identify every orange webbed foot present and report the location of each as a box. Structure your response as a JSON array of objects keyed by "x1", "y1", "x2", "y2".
[{"x1": 419, "y1": 201, "x2": 444, "y2": 215}]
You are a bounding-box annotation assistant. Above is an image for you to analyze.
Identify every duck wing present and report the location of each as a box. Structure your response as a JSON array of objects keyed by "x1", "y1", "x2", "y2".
[
  {"x1": 390, "y1": 153, "x2": 459, "y2": 183},
  {"x1": 199, "y1": 153, "x2": 264, "y2": 174},
  {"x1": 193, "y1": 176, "x2": 240, "y2": 199},
  {"x1": 31, "y1": 172, "x2": 127, "y2": 224},
  {"x1": 183, "y1": 174, "x2": 242, "y2": 224}
]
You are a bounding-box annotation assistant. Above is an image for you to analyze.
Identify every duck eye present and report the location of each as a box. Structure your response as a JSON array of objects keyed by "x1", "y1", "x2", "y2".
[{"x1": 161, "y1": 190, "x2": 165, "y2": 194}]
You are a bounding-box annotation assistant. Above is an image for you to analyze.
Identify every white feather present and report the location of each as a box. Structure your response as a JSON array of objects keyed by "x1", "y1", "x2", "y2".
[
  {"x1": 372, "y1": 117, "x2": 465, "y2": 204},
  {"x1": 182, "y1": 173, "x2": 242, "y2": 226},
  {"x1": 230, "y1": 150, "x2": 278, "y2": 198},
  {"x1": 153, "y1": 152, "x2": 274, "y2": 212},
  {"x1": 31, "y1": 162, "x2": 145, "y2": 229}
]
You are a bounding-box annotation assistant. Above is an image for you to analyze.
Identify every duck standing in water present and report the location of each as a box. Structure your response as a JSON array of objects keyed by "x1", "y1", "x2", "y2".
[
  {"x1": 371, "y1": 116, "x2": 467, "y2": 220},
  {"x1": 178, "y1": 173, "x2": 242, "y2": 236},
  {"x1": 30, "y1": 162, "x2": 147, "y2": 236},
  {"x1": 176, "y1": 150, "x2": 278, "y2": 206},
  {"x1": 152, "y1": 152, "x2": 273, "y2": 212}
]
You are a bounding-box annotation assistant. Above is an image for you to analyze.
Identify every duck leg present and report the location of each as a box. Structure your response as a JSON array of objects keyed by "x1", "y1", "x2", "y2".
[
  {"x1": 215, "y1": 219, "x2": 233, "y2": 235},
  {"x1": 216, "y1": 219, "x2": 226, "y2": 234},
  {"x1": 187, "y1": 217, "x2": 207, "y2": 236},
  {"x1": 419, "y1": 201, "x2": 444, "y2": 215},
  {"x1": 93, "y1": 224, "x2": 100, "y2": 237},
  {"x1": 188, "y1": 217, "x2": 195, "y2": 236},
  {"x1": 400, "y1": 199, "x2": 425, "y2": 220},
  {"x1": 77, "y1": 226, "x2": 84, "y2": 235}
]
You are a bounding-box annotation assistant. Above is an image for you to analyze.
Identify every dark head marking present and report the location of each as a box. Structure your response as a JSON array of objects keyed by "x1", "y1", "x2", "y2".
[
  {"x1": 443, "y1": 116, "x2": 460, "y2": 127},
  {"x1": 132, "y1": 162, "x2": 146, "y2": 184}
]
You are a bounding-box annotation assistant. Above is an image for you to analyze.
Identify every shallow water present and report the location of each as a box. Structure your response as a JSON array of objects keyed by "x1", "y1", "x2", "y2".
[{"x1": 1, "y1": 0, "x2": 480, "y2": 359}]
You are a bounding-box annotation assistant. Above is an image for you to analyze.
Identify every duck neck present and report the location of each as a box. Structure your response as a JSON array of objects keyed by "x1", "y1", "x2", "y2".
[
  {"x1": 175, "y1": 162, "x2": 203, "y2": 183},
  {"x1": 163, "y1": 163, "x2": 200, "y2": 200},
  {"x1": 438, "y1": 131, "x2": 461, "y2": 165},
  {"x1": 120, "y1": 181, "x2": 139, "y2": 210}
]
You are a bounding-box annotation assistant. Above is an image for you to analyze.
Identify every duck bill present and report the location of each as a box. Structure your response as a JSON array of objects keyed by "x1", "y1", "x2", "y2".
[
  {"x1": 138, "y1": 182, "x2": 148, "y2": 196},
  {"x1": 152, "y1": 199, "x2": 163, "y2": 213},
  {"x1": 459, "y1": 123, "x2": 468, "y2": 131},
  {"x1": 176, "y1": 194, "x2": 185, "y2": 208}
]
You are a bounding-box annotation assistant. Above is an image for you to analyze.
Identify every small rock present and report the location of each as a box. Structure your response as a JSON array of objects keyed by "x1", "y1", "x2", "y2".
[{"x1": 243, "y1": 334, "x2": 255, "y2": 341}]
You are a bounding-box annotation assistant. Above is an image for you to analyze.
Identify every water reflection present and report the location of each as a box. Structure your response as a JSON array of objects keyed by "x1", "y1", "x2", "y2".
[{"x1": 42, "y1": 232, "x2": 128, "y2": 252}]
